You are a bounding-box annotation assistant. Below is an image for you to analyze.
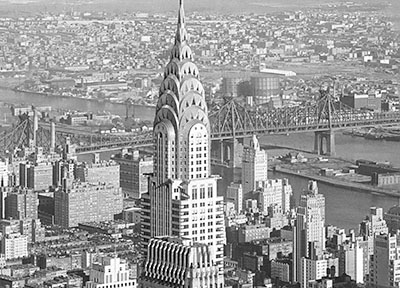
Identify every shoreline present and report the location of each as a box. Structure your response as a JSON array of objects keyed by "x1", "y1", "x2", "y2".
[
  {"x1": 0, "y1": 86, "x2": 156, "y2": 110},
  {"x1": 274, "y1": 165, "x2": 400, "y2": 198}
]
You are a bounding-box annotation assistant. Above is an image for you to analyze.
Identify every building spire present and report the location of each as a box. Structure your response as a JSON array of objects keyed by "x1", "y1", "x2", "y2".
[
  {"x1": 175, "y1": 0, "x2": 187, "y2": 44},
  {"x1": 178, "y1": 0, "x2": 185, "y2": 25}
]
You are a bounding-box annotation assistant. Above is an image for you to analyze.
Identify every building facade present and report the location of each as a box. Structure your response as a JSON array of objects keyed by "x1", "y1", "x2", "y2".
[
  {"x1": 141, "y1": 237, "x2": 220, "y2": 288},
  {"x1": 5, "y1": 188, "x2": 38, "y2": 220},
  {"x1": 54, "y1": 181, "x2": 123, "y2": 228},
  {"x1": 1, "y1": 232, "x2": 28, "y2": 260},
  {"x1": 20, "y1": 162, "x2": 53, "y2": 191},
  {"x1": 257, "y1": 178, "x2": 292, "y2": 215},
  {"x1": 74, "y1": 157, "x2": 120, "y2": 187},
  {"x1": 369, "y1": 233, "x2": 400, "y2": 287},
  {"x1": 113, "y1": 150, "x2": 153, "y2": 199},
  {"x1": 226, "y1": 183, "x2": 243, "y2": 214}
]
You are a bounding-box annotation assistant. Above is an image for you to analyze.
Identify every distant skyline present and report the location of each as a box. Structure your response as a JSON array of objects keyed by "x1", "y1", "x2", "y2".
[
  {"x1": 0, "y1": 0, "x2": 398, "y2": 30},
  {"x1": 0, "y1": 0, "x2": 396, "y2": 14}
]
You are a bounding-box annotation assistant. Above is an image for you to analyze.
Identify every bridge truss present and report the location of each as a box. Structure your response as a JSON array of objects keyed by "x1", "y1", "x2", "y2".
[{"x1": 1, "y1": 89, "x2": 400, "y2": 155}]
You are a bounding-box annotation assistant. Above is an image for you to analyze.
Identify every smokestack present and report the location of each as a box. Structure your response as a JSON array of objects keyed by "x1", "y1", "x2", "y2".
[
  {"x1": 33, "y1": 108, "x2": 38, "y2": 147},
  {"x1": 50, "y1": 120, "x2": 56, "y2": 151}
]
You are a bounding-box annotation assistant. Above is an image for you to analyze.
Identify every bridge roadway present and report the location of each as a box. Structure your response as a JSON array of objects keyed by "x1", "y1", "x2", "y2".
[
  {"x1": 74, "y1": 110, "x2": 400, "y2": 154},
  {"x1": 3, "y1": 96, "x2": 400, "y2": 156}
]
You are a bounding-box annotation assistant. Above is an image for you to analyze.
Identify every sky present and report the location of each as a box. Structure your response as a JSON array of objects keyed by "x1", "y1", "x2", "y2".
[{"x1": 0, "y1": 0, "x2": 394, "y2": 14}]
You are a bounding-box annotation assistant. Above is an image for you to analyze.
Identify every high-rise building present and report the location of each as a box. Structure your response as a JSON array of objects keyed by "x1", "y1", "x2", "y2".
[
  {"x1": 257, "y1": 178, "x2": 292, "y2": 215},
  {"x1": 113, "y1": 150, "x2": 153, "y2": 199},
  {"x1": 384, "y1": 205, "x2": 400, "y2": 233},
  {"x1": 0, "y1": 232, "x2": 28, "y2": 260},
  {"x1": 338, "y1": 239, "x2": 364, "y2": 284},
  {"x1": 0, "y1": 158, "x2": 8, "y2": 187},
  {"x1": 0, "y1": 218, "x2": 45, "y2": 244},
  {"x1": 242, "y1": 135, "x2": 268, "y2": 194},
  {"x1": 140, "y1": 0, "x2": 225, "y2": 286},
  {"x1": 53, "y1": 160, "x2": 75, "y2": 188},
  {"x1": 86, "y1": 256, "x2": 137, "y2": 288},
  {"x1": 265, "y1": 205, "x2": 289, "y2": 230},
  {"x1": 5, "y1": 187, "x2": 38, "y2": 220},
  {"x1": 141, "y1": 237, "x2": 220, "y2": 288},
  {"x1": 369, "y1": 233, "x2": 400, "y2": 287},
  {"x1": 0, "y1": 187, "x2": 11, "y2": 219},
  {"x1": 54, "y1": 181, "x2": 123, "y2": 228},
  {"x1": 293, "y1": 181, "x2": 326, "y2": 285},
  {"x1": 300, "y1": 256, "x2": 339, "y2": 288},
  {"x1": 19, "y1": 162, "x2": 53, "y2": 191},
  {"x1": 357, "y1": 207, "x2": 389, "y2": 283},
  {"x1": 360, "y1": 207, "x2": 388, "y2": 237}
]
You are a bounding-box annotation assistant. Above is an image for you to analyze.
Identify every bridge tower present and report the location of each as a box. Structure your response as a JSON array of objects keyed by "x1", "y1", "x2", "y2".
[
  {"x1": 125, "y1": 98, "x2": 134, "y2": 120},
  {"x1": 314, "y1": 88, "x2": 336, "y2": 156},
  {"x1": 314, "y1": 131, "x2": 335, "y2": 156},
  {"x1": 211, "y1": 100, "x2": 246, "y2": 168},
  {"x1": 212, "y1": 139, "x2": 243, "y2": 168}
]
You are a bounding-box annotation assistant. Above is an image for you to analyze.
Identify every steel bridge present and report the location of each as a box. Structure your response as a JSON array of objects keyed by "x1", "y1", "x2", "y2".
[{"x1": 2, "y1": 89, "x2": 400, "y2": 158}]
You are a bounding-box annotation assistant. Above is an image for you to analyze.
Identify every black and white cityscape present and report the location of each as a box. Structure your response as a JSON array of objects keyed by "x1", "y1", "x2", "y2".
[{"x1": 0, "y1": 0, "x2": 400, "y2": 287}]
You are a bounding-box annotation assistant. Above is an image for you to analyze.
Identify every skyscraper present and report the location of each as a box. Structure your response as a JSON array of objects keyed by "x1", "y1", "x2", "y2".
[
  {"x1": 293, "y1": 181, "x2": 326, "y2": 285},
  {"x1": 140, "y1": 0, "x2": 225, "y2": 286},
  {"x1": 242, "y1": 135, "x2": 268, "y2": 194}
]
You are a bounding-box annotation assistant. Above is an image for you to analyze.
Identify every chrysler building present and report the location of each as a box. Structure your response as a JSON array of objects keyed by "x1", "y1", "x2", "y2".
[{"x1": 140, "y1": 0, "x2": 225, "y2": 286}]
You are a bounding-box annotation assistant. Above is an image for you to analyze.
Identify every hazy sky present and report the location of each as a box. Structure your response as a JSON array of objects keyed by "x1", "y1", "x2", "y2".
[{"x1": 0, "y1": 0, "x2": 398, "y2": 25}]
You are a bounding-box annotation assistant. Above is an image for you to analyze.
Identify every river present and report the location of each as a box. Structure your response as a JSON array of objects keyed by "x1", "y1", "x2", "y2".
[
  {"x1": 0, "y1": 87, "x2": 156, "y2": 122},
  {"x1": 1, "y1": 88, "x2": 399, "y2": 231}
]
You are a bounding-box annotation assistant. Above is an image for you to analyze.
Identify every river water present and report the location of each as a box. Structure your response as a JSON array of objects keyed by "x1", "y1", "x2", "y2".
[
  {"x1": 0, "y1": 87, "x2": 156, "y2": 122},
  {"x1": 1, "y1": 88, "x2": 399, "y2": 231}
]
